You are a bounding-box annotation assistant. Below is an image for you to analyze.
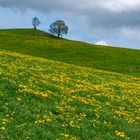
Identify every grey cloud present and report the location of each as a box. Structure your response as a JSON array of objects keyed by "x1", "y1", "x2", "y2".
[{"x1": 1, "y1": 0, "x2": 140, "y2": 37}]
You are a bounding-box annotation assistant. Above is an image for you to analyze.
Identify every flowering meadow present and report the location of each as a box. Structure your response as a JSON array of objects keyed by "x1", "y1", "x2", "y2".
[
  {"x1": 0, "y1": 29, "x2": 140, "y2": 77},
  {"x1": 0, "y1": 50, "x2": 140, "y2": 140}
]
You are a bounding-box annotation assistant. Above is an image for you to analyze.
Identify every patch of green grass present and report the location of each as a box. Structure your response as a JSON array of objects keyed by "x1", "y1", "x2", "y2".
[
  {"x1": 0, "y1": 50, "x2": 140, "y2": 140},
  {"x1": 0, "y1": 29, "x2": 140, "y2": 77},
  {"x1": 0, "y1": 29, "x2": 140, "y2": 139}
]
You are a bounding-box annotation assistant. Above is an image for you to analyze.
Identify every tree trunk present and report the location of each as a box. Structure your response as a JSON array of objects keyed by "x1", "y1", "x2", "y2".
[
  {"x1": 34, "y1": 26, "x2": 37, "y2": 30},
  {"x1": 57, "y1": 28, "x2": 61, "y2": 38}
]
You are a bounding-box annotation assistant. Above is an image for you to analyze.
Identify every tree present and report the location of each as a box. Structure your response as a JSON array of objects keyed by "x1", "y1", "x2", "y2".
[
  {"x1": 32, "y1": 17, "x2": 41, "y2": 30},
  {"x1": 49, "y1": 20, "x2": 69, "y2": 38}
]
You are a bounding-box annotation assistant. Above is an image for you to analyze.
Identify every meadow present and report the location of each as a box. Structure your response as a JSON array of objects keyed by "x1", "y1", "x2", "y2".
[
  {"x1": 0, "y1": 29, "x2": 140, "y2": 140},
  {"x1": 0, "y1": 29, "x2": 140, "y2": 77}
]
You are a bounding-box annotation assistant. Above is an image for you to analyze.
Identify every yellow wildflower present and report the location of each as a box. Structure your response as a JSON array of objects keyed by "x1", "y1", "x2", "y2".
[
  {"x1": 0, "y1": 127, "x2": 5, "y2": 131},
  {"x1": 17, "y1": 97, "x2": 21, "y2": 101},
  {"x1": 115, "y1": 130, "x2": 125, "y2": 138}
]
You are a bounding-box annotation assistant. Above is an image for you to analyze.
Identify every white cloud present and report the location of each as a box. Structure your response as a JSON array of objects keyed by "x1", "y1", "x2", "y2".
[
  {"x1": 95, "y1": 40, "x2": 109, "y2": 46},
  {"x1": 102, "y1": 0, "x2": 140, "y2": 12}
]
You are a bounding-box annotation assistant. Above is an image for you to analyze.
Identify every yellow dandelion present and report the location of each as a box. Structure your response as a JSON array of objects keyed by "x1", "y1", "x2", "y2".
[{"x1": 115, "y1": 130, "x2": 125, "y2": 138}]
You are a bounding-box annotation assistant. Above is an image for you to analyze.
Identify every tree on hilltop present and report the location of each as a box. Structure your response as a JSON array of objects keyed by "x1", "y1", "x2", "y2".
[
  {"x1": 49, "y1": 20, "x2": 69, "y2": 38},
  {"x1": 32, "y1": 17, "x2": 41, "y2": 30}
]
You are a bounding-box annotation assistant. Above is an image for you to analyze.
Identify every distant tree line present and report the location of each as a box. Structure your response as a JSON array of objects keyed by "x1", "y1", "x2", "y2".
[{"x1": 32, "y1": 17, "x2": 69, "y2": 38}]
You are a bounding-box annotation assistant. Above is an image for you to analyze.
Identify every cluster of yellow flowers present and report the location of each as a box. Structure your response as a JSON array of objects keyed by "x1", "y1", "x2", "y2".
[
  {"x1": 115, "y1": 130, "x2": 126, "y2": 138},
  {"x1": 0, "y1": 112, "x2": 15, "y2": 134},
  {"x1": 35, "y1": 115, "x2": 52, "y2": 124},
  {"x1": 59, "y1": 133, "x2": 79, "y2": 140},
  {"x1": 115, "y1": 130, "x2": 130, "y2": 139},
  {"x1": 0, "y1": 50, "x2": 140, "y2": 139},
  {"x1": 0, "y1": 118, "x2": 7, "y2": 132}
]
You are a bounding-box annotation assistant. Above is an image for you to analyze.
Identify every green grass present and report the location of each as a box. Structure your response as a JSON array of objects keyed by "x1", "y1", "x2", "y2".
[
  {"x1": 0, "y1": 29, "x2": 140, "y2": 139},
  {"x1": 0, "y1": 29, "x2": 140, "y2": 77},
  {"x1": 0, "y1": 50, "x2": 140, "y2": 140}
]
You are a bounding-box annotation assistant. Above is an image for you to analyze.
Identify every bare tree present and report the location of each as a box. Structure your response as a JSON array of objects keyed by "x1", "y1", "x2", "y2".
[
  {"x1": 32, "y1": 17, "x2": 41, "y2": 30},
  {"x1": 49, "y1": 20, "x2": 69, "y2": 38}
]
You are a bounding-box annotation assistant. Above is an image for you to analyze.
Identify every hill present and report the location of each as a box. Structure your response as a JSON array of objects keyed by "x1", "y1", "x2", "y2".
[
  {"x1": 0, "y1": 50, "x2": 140, "y2": 140},
  {"x1": 0, "y1": 29, "x2": 140, "y2": 77},
  {"x1": 0, "y1": 29, "x2": 140, "y2": 139}
]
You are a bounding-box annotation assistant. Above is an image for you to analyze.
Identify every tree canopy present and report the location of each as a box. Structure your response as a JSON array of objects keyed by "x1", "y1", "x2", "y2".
[
  {"x1": 49, "y1": 20, "x2": 69, "y2": 38},
  {"x1": 32, "y1": 17, "x2": 41, "y2": 30}
]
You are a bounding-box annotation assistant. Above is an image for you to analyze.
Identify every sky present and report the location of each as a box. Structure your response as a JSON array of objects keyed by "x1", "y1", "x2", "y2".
[{"x1": 0, "y1": 0, "x2": 140, "y2": 49}]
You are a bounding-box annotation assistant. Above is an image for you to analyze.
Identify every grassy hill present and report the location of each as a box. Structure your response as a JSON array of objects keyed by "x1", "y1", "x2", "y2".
[
  {"x1": 0, "y1": 50, "x2": 140, "y2": 140},
  {"x1": 0, "y1": 29, "x2": 140, "y2": 140},
  {"x1": 0, "y1": 29, "x2": 140, "y2": 77}
]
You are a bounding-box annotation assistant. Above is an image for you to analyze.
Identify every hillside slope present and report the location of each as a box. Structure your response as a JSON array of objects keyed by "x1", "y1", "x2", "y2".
[
  {"x1": 0, "y1": 50, "x2": 140, "y2": 140},
  {"x1": 0, "y1": 29, "x2": 140, "y2": 77}
]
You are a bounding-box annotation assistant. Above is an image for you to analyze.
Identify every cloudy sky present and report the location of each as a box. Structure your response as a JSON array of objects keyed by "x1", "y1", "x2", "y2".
[{"x1": 0, "y1": 0, "x2": 140, "y2": 49}]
